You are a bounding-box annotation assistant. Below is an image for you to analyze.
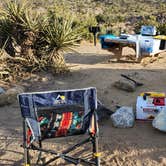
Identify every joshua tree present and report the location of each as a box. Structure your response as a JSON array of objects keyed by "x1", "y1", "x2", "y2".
[
  {"x1": 40, "y1": 15, "x2": 82, "y2": 73},
  {"x1": 1, "y1": 0, "x2": 41, "y2": 67},
  {"x1": 0, "y1": 0, "x2": 82, "y2": 78}
]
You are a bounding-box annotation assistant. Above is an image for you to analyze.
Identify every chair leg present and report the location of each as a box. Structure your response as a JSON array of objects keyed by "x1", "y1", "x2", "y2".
[
  {"x1": 23, "y1": 119, "x2": 30, "y2": 166},
  {"x1": 92, "y1": 112, "x2": 100, "y2": 166},
  {"x1": 36, "y1": 140, "x2": 42, "y2": 165},
  {"x1": 92, "y1": 136, "x2": 100, "y2": 166},
  {"x1": 24, "y1": 148, "x2": 30, "y2": 166}
]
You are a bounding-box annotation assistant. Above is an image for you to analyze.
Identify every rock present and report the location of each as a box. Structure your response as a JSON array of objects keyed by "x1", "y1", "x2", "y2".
[
  {"x1": 41, "y1": 77, "x2": 49, "y2": 82},
  {"x1": 0, "y1": 85, "x2": 25, "y2": 106},
  {"x1": 113, "y1": 78, "x2": 136, "y2": 92},
  {"x1": 0, "y1": 93, "x2": 16, "y2": 106},
  {"x1": 159, "y1": 157, "x2": 166, "y2": 165},
  {"x1": 0, "y1": 87, "x2": 5, "y2": 94},
  {"x1": 152, "y1": 109, "x2": 166, "y2": 132},
  {"x1": 6, "y1": 85, "x2": 25, "y2": 95},
  {"x1": 141, "y1": 57, "x2": 158, "y2": 66},
  {"x1": 110, "y1": 106, "x2": 134, "y2": 128}
]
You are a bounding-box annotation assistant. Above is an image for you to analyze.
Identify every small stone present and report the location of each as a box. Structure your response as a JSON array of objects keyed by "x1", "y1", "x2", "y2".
[
  {"x1": 113, "y1": 78, "x2": 136, "y2": 92},
  {"x1": 159, "y1": 157, "x2": 166, "y2": 164},
  {"x1": 41, "y1": 77, "x2": 48, "y2": 82},
  {"x1": 0, "y1": 87, "x2": 5, "y2": 94},
  {"x1": 111, "y1": 106, "x2": 134, "y2": 128}
]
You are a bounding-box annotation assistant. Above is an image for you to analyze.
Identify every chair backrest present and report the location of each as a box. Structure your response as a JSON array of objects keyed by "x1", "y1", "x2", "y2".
[{"x1": 18, "y1": 87, "x2": 97, "y2": 141}]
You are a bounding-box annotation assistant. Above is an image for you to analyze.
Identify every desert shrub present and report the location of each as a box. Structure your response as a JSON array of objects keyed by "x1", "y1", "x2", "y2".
[
  {"x1": 134, "y1": 15, "x2": 166, "y2": 34},
  {"x1": 80, "y1": 15, "x2": 98, "y2": 41},
  {"x1": 0, "y1": 0, "x2": 83, "y2": 81},
  {"x1": 157, "y1": 23, "x2": 166, "y2": 35},
  {"x1": 134, "y1": 15, "x2": 158, "y2": 33},
  {"x1": 8, "y1": 1, "x2": 41, "y2": 59},
  {"x1": 35, "y1": 12, "x2": 83, "y2": 73},
  {"x1": 96, "y1": 14, "x2": 107, "y2": 24},
  {"x1": 0, "y1": 0, "x2": 39, "y2": 55}
]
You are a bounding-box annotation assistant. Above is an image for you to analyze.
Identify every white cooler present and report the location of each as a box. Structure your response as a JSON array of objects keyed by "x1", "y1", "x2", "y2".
[{"x1": 136, "y1": 92, "x2": 166, "y2": 120}]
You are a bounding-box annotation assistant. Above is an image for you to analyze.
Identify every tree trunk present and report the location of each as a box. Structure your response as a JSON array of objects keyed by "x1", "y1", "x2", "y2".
[
  {"x1": 20, "y1": 31, "x2": 38, "y2": 65},
  {"x1": 51, "y1": 50, "x2": 68, "y2": 73}
]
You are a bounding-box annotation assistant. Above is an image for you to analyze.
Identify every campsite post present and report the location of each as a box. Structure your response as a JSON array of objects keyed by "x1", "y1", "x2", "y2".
[{"x1": 89, "y1": 26, "x2": 100, "y2": 46}]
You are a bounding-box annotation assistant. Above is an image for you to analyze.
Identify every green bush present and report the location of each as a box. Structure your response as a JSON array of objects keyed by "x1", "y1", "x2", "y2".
[
  {"x1": 134, "y1": 16, "x2": 158, "y2": 34},
  {"x1": 0, "y1": 0, "x2": 84, "y2": 80},
  {"x1": 39, "y1": 14, "x2": 82, "y2": 73},
  {"x1": 158, "y1": 23, "x2": 166, "y2": 35}
]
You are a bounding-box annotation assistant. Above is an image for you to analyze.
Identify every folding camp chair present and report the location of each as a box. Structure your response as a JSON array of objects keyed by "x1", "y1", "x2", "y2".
[{"x1": 18, "y1": 87, "x2": 100, "y2": 166}]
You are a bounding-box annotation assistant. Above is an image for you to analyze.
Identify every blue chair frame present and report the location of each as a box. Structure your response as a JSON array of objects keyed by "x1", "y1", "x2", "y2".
[{"x1": 18, "y1": 87, "x2": 100, "y2": 166}]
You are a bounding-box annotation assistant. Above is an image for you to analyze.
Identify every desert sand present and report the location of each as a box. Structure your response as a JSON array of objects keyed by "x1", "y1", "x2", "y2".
[{"x1": 1, "y1": 42, "x2": 166, "y2": 166}]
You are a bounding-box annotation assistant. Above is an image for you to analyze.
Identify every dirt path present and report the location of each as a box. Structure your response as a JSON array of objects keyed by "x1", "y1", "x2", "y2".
[{"x1": 1, "y1": 43, "x2": 166, "y2": 165}]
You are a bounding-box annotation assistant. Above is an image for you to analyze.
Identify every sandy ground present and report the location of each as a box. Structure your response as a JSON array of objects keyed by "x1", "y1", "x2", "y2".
[{"x1": 1, "y1": 42, "x2": 166, "y2": 165}]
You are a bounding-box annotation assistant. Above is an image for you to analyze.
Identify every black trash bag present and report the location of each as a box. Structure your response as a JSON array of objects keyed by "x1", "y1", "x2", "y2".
[{"x1": 97, "y1": 100, "x2": 113, "y2": 121}]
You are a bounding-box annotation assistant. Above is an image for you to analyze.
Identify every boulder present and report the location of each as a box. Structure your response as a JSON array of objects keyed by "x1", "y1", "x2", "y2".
[
  {"x1": 0, "y1": 85, "x2": 25, "y2": 106},
  {"x1": 0, "y1": 87, "x2": 5, "y2": 94},
  {"x1": 6, "y1": 85, "x2": 24, "y2": 95},
  {"x1": 113, "y1": 78, "x2": 136, "y2": 92},
  {"x1": 110, "y1": 106, "x2": 134, "y2": 128},
  {"x1": 152, "y1": 109, "x2": 166, "y2": 132},
  {"x1": 0, "y1": 93, "x2": 16, "y2": 106}
]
